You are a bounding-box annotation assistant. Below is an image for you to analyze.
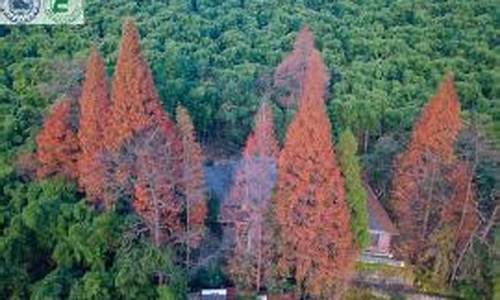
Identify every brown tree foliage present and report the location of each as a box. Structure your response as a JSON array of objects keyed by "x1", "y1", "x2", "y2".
[
  {"x1": 273, "y1": 50, "x2": 353, "y2": 297},
  {"x1": 242, "y1": 102, "x2": 279, "y2": 159},
  {"x1": 99, "y1": 19, "x2": 180, "y2": 212},
  {"x1": 132, "y1": 123, "x2": 182, "y2": 248},
  {"x1": 107, "y1": 19, "x2": 166, "y2": 151},
  {"x1": 225, "y1": 102, "x2": 279, "y2": 292},
  {"x1": 77, "y1": 48, "x2": 110, "y2": 205},
  {"x1": 36, "y1": 98, "x2": 79, "y2": 179},
  {"x1": 273, "y1": 26, "x2": 328, "y2": 109},
  {"x1": 442, "y1": 162, "x2": 478, "y2": 253},
  {"x1": 390, "y1": 75, "x2": 478, "y2": 265},
  {"x1": 176, "y1": 105, "x2": 207, "y2": 266}
]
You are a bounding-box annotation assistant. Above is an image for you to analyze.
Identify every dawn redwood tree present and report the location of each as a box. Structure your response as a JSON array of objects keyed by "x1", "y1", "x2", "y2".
[
  {"x1": 419, "y1": 161, "x2": 478, "y2": 289},
  {"x1": 107, "y1": 19, "x2": 167, "y2": 151},
  {"x1": 131, "y1": 123, "x2": 182, "y2": 285},
  {"x1": 442, "y1": 162, "x2": 478, "y2": 254},
  {"x1": 337, "y1": 128, "x2": 369, "y2": 249},
  {"x1": 176, "y1": 105, "x2": 207, "y2": 268},
  {"x1": 100, "y1": 19, "x2": 179, "y2": 211},
  {"x1": 36, "y1": 97, "x2": 79, "y2": 179},
  {"x1": 242, "y1": 102, "x2": 279, "y2": 158},
  {"x1": 273, "y1": 26, "x2": 317, "y2": 109},
  {"x1": 274, "y1": 50, "x2": 353, "y2": 297},
  {"x1": 225, "y1": 102, "x2": 279, "y2": 292},
  {"x1": 133, "y1": 123, "x2": 182, "y2": 247},
  {"x1": 77, "y1": 47, "x2": 110, "y2": 205},
  {"x1": 390, "y1": 75, "x2": 477, "y2": 266}
]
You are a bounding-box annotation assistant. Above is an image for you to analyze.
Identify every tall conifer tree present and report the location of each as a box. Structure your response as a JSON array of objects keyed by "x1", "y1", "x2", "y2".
[
  {"x1": 104, "y1": 19, "x2": 180, "y2": 213},
  {"x1": 274, "y1": 50, "x2": 353, "y2": 297},
  {"x1": 176, "y1": 105, "x2": 207, "y2": 268},
  {"x1": 225, "y1": 102, "x2": 279, "y2": 292},
  {"x1": 390, "y1": 75, "x2": 476, "y2": 267},
  {"x1": 107, "y1": 19, "x2": 171, "y2": 151},
  {"x1": 337, "y1": 128, "x2": 369, "y2": 249},
  {"x1": 77, "y1": 48, "x2": 110, "y2": 205},
  {"x1": 273, "y1": 26, "x2": 317, "y2": 109},
  {"x1": 132, "y1": 125, "x2": 182, "y2": 250},
  {"x1": 36, "y1": 98, "x2": 79, "y2": 179}
]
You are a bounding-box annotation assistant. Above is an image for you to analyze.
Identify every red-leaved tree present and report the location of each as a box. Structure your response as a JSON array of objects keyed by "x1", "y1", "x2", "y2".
[
  {"x1": 390, "y1": 75, "x2": 478, "y2": 282},
  {"x1": 101, "y1": 19, "x2": 179, "y2": 212},
  {"x1": 273, "y1": 50, "x2": 353, "y2": 297},
  {"x1": 107, "y1": 19, "x2": 167, "y2": 151},
  {"x1": 77, "y1": 47, "x2": 110, "y2": 206},
  {"x1": 132, "y1": 124, "x2": 182, "y2": 247},
  {"x1": 225, "y1": 102, "x2": 279, "y2": 292},
  {"x1": 273, "y1": 26, "x2": 323, "y2": 109},
  {"x1": 442, "y1": 162, "x2": 478, "y2": 252},
  {"x1": 176, "y1": 105, "x2": 207, "y2": 268},
  {"x1": 391, "y1": 75, "x2": 462, "y2": 259},
  {"x1": 36, "y1": 98, "x2": 79, "y2": 179}
]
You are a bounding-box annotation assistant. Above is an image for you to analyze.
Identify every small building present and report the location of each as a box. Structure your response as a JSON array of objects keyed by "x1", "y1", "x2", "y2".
[
  {"x1": 364, "y1": 183, "x2": 399, "y2": 257},
  {"x1": 204, "y1": 159, "x2": 402, "y2": 266},
  {"x1": 361, "y1": 183, "x2": 404, "y2": 267}
]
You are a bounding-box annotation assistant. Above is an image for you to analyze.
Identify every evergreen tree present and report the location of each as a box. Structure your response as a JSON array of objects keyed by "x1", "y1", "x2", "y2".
[{"x1": 337, "y1": 128, "x2": 369, "y2": 249}]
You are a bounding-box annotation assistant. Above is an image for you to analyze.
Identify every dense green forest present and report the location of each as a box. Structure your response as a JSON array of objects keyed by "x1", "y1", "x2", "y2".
[{"x1": 0, "y1": 0, "x2": 499, "y2": 299}]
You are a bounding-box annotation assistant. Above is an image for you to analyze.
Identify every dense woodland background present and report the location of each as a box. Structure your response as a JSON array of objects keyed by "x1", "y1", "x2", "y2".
[{"x1": 0, "y1": 0, "x2": 499, "y2": 299}]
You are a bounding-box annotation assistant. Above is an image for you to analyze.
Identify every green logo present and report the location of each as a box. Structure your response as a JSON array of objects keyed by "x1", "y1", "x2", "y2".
[
  {"x1": 45, "y1": 0, "x2": 83, "y2": 24},
  {"x1": 52, "y1": 0, "x2": 68, "y2": 13}
]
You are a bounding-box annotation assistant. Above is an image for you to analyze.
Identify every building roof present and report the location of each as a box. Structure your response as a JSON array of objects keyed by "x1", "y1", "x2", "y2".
[{"x1": 364, "y1": 182, "x2": 399, "y2": 235}]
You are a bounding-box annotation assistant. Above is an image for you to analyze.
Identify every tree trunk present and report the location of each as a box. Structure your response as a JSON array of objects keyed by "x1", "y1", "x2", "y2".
[
  {"x1": 422, "y1": 159, "x2": 437, "y2": 240},
  {"x1": 363, "y1": 130, "x2": 369, "y2": 153},
  {"x1": 186, "y1": 193, "x2": 191, "y2": 270},
  {"x1": 256, "y1": 221, "x2": 262, "y2": 292},
  {"x1": 148, "y1": 178, "x2": 164, "y2": 285},
  {"x1": 450, "y1": 206, "x2": 499, "y2": 283}
]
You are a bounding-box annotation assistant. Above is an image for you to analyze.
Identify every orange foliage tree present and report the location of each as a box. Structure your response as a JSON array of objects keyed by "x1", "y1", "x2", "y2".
[
  {"x1": 107, "y1": 19, "x2": 167, "y2": 151},
  {"x1": 273, "y1": 50, "x2": 353, "y2": 297},
  {"x1": 225, "y1": 102, "x2": 279, "y2": 292},
  {"x1": 132, "y1": 124, "x2": 182, "y2": 249},
  {"x1": 442, "y1": 162, "x2": 478, "y2": 252},
  {"x1": 273, "y1": 26, "x2": 323, "y2": 109},
  {"x1": 99, "y1": 19, "x2": 179, "y2": 213},
  {"x1": 77, "y1": 47, "x2": 110, "y2": 206},
  {"x1": 176, "y1": 105, "x2": 207, "y2": 268},
  {"x1": 36, "y1": 97, "x2": 79, "y2": 179},
  {"x1": 390, "y1": 75, "x2": 478, "y2": 267}
]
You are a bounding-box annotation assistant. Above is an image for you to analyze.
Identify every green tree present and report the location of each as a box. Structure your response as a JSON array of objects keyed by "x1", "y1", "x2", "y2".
[{"x1": 337, "y1": 129, "x2": 369, "y2": 249}]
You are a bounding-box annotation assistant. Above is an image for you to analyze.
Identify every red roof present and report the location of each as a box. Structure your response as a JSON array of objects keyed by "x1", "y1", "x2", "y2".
[{"x1": 364, "y1": 182, "x2": 399, "y2": 235}]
